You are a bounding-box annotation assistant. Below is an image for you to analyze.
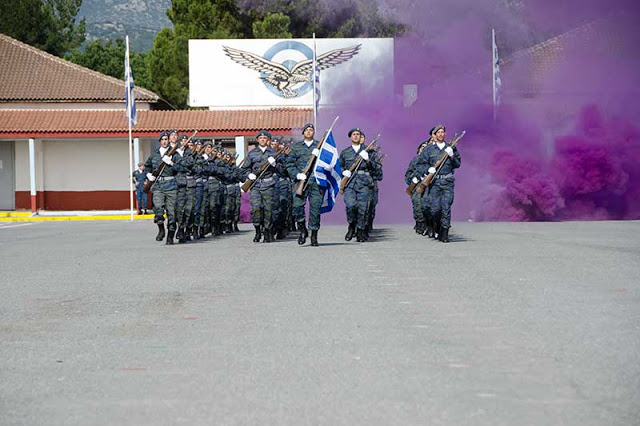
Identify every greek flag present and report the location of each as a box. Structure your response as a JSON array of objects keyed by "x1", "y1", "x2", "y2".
[
  {"x1": 314, "y1": 130, "x2": 342, "y2": 214},
  {"x1": 124, "y1": 35, "x2": 137, "y2": 127}
]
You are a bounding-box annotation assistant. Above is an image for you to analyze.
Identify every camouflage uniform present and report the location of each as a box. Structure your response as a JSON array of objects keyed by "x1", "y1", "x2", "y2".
[
  {"x1": 193, "y1": 150, "x2": 208, "y2": 238},
  {"x1": 366, "y1": 151, "x2": 383, "y2": 234},
  {"x1": 240, "y1": 144, "x2": 283, "y2": 239},
  {"x1": 421, "y1": 142, "x2": 461, "y2": 233},
  {"x1": 174, "y1": 146, "x2": 196, "y2": 242},
  {"x1": 405, "y1": 154, "x2": 426, "y2": 232},
  {"x1": 205, "y1": 155, "x2": 225, "y2": 236},
  {"x1": 339, "y1": 144, "x2": 381, "y2": 236},
  {"x1": 286, "y1": 139, "x2": 325, "y2": 233},
  {"x1": 144, "y1": 143, "x2": 180, "y2": 243}
]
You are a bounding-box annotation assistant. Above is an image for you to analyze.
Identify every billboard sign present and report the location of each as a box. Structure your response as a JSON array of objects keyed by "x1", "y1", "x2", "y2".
[{"x1": 189, "y1": 38, "x2": 394, "y2": 108}]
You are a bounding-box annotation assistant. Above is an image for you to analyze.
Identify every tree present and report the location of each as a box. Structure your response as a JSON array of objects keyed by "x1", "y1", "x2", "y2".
[
  {"x1": 66, "y1": 39, "x2": 152, "y2": 90},
  {"x1": 0, "y1": 0, "x2": 85, "y2": 57},
  {"x1": 252, "y1": 12, "x2": 292, "y2": 38}
]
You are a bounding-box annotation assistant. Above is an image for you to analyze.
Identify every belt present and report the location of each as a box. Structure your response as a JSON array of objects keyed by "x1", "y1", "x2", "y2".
[
  {"x1": 259, "y1": 177, "x2": 274, "y2": 182},
  {"x1": 208, "y1": 176, "x2": 220, "y2": 181},
  {"x1": 196, "y1": 178, "x2": 204, "y2": 183},
  {"x1": 187, "y1": 176, "x2": 195, "y2": 180},
  {"x1": 156, "y1": 176, "x2": 175, "y2": 181},
  {"x1": 356, "y1": 170, "x2": 370, "y2": 175},
  {"x1": 435, "y1": 173, "x2": 453, "y2": 179}
]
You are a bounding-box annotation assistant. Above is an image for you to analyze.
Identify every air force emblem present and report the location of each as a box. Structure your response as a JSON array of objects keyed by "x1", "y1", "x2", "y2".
[{"x1": 223, "y1": 42, "x2": 362, "y2": 99}]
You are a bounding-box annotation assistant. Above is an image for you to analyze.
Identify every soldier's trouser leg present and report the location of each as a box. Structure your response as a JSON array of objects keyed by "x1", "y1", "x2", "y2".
[
  {"x1": 344, "y1": 186, "x2": 358, "y2": 226},
  {"x1": 152, "y1": 189, "x2": 166, "y2": 224},
  {"x1": 307, "y1": 182, "x2": 325, "y2": 231},
  {"x1": 429, "y1": 184, "x2": 444, "y2": 229},
  {"x1": 208, "y1": 184, "x2": 221, "y2": 231},
  {"x1": 271, "y1": 187, "x2": 281, "y2": 230},
  {"x1": 200, "y1": 187, "x2": 210, "y2": 228},
  {"x1": 250, "y1": 188, "x2": 264, "y2": 226},
  {"x1": 234, "y1": 186, "x2": 241, "y2": 223},
  {"x1": 439, "y1": 181, "x2": 455, "y2": 228},
  {"x1": 411, "y1": 191, "x2": 422, "y2": 221},
  {"x1": 163, "y1": 189, "x2": 178, "y2": 231},
  {"x1": 176, "y1": 184, "x2": 187, "y2": 225},
  {"x1": 293, "y1": 187, "x2": 308, "y2": 224},
  {"x1": 422, "y1": 187, "x2": 433, "y2": 223},
  {"x1": 356, "y1": 187, "x2": 371, "y2": 230},
  {"x1": 184, "y1": 184, "x2": 196, "y2": 227},
  {"x1": 260, "y1": 185, "x2": 276, "y2": 230},
  {"x1": 194, "y1": 183, "x2": 204, "y2": 226}
]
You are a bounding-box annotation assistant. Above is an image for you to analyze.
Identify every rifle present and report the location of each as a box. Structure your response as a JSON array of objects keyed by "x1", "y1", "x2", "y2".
[
  {"x1": 240, "y1": 145, "x2": 286, "y2": 193},
  {"x1": 339, "y1": 134, "x2": 381, "y2": 194},
  {"x1": 144, "y1": 130, "x2": 198, "y2": 193},
  {"x1": 294, "y1": 116, "x2": 340, "y2": 196},
  {"x1": 415, "y1": 131, "x2": 465, "y2": 196}
]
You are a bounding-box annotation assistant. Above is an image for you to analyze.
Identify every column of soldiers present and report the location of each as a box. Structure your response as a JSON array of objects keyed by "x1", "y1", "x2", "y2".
[
  {"x1": 404, "y1": 125, "x2": 461, "y2": 243},
  {"x1": 144, "y1": 131, "x2": 244, "y2": 245}
]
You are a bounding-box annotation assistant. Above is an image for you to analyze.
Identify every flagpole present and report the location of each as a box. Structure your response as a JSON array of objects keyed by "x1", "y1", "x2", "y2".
[
  {"x1": 126, "y1": 35, "x2": 134, "y2": 221},
  {"x1": 312, "y1": 33, "x2": 318, "y2": 130},
  {"x1": 492, "y1": 28, "x2": 497, "y2": 122}
]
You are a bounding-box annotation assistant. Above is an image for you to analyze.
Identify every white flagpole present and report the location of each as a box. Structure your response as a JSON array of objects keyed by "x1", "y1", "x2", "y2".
[
  {"x1": 492, "y1": 28, "x2": 498, "y2": 122},
  {"x1": 126, "y1": 35, "x2": 135, "y2": 221},
  {"x1": 312, "y1": 33, "x2": 318, "y2": 130}
]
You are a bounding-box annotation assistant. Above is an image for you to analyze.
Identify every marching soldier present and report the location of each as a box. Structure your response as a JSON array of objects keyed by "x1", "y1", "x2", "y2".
[
  {"x1": 286, "y1": 123, "x2": 324, "y2": 246},
  {"x1": 132, "y1": 162, "x2": 148, "y2": 215},
  {"x1": 405, "y1": 141, "x2": 429, "y2": 234},
  {"x1": 420, "y1": 125, "x2": 461, "y2": 243},
  {"x1": 144, "y1": 131, "x2": 180, "y2": 245},
  {"x1": 174, "y1": 135, "x2": 196, "y2": 243},
  {"x1": 362, "y1": 132, "x2": 383, "y2": 240},
  {"x1": 339, "y1": 128, "x2": 381, "y2": 242},
  {"x1": 241, "y1": 130, "x2": 283, "y2": 243},
  {"x1": 205, "y1": 144, "x2": 225, "y2": 237}
]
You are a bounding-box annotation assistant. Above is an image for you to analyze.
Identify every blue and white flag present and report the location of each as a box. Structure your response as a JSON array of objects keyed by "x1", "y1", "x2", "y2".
[
  {"x1": 314, "y1": 130, "x2": 342, "y2": 214},
  {"x1": 124, "y1": 35, "x2": 137, "y2": 127}
]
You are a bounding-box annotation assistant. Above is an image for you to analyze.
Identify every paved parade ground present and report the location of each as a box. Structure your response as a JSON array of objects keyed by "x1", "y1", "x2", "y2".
[{"x1": 1, "y1": 220, "x2": 639, "y2": 425}]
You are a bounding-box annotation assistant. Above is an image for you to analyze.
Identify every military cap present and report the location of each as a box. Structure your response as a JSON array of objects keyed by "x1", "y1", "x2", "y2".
[
  {"x1": 416, "y1": 141, "x2": 428, "y2": 154},
  {"x1": 179, "y1": 134, "x2": 188, "y2": 140},
  {"x1": 195, "y1": 139, "x2": 203, "y2": 145},
  {"x1": 169, "y1": 129, "x2": 178, "y2": 135},
  {"x1": 302, "y1": 123, "x2": 314, "y2": 134},
  {"x1": 360, "y1": 130, "x2": 366, "y2": 138},
  {"x1": 429, "y1": 127, "x2": 437, "y2": 136},
  {"x1": 256, "y1": 130, "x2": 272, "y2": 139},
  {"x1": 158, "y1": 131, "x2": 169, "y2": 141},
  {"x1": 348, "y1": 128, "x2": 362, "y2": 137},
  {"x1": 433, "y1": 125, "x2": 445, "y2": 134},
  {"x1": 203, "y1": 141, "x2": 212, "y2": 147}
]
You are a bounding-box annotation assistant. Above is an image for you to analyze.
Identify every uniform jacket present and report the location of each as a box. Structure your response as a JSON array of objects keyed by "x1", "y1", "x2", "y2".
[{"x1": 339, "y1": 144, "x2": 382, "y2": 190}]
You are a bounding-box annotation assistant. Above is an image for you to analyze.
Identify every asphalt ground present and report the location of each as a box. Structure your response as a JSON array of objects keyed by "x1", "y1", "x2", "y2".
[{"x1": 1, "y1": 221, "x2": 639, "y2": 425}]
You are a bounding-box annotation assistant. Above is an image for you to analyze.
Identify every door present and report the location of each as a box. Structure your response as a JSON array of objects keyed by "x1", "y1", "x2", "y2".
[{"x1": 0, "y1": 142, "x2": 15, "y2": 210}]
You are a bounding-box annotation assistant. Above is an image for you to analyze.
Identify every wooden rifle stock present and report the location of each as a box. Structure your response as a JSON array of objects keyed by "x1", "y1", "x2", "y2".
[
  {"x1": 143, "y1": 130, "x2": 198, "y2": 193},
  {"x1": 294, "y1": 116, "x2": 340, "y2": 196},
  {"x1": 415, "y1": 131, "x2": 465, "y2": 196},
  {"x1": 339, "y1": 134, "x2": 381, "y2": 194},
  {"x1": 240, "y1": 146, "x2": 285, "y2": 193}
]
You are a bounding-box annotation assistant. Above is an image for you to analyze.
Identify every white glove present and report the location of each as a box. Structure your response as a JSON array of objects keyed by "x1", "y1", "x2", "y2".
[
  {"x1": 203, "y1": 154, "x2": 209, "y2": 160},
  {"x1": 445, "y1": 147, "x2": 454, "y2": 157},
  {"x1": 311, "y1": 148, "x2": 320, "y2": 157},
  {"x1": 162, "y1": 156, "x2": 173, "y2": 166},
  {"x1": 296, "y1": 173, "x2": 307, "y2": 181},
  {"x1": 412, "y1": 177, "x2": 419, "y2": 184},
  {"x1": 248, "y1": 173, "x2": 257, "y2": 181},
  {"x1": 146, "y1": 173, "x2": 156, "y2": 182},
  {"x1": 428, "y1": 167, "x2": 436, "y2": 174},
  {"x1": 177, "y1": 148, "x2": 184, "y2": 156},
  {"x1": 267, "y1": 156, "x2": 276, "y2": 166},
  {"x1": 359, "y1": 151, "x2": 370, "y2": 161},
  {"x1": 342, "y1": 170, "x2": 352, "y2": 178}
]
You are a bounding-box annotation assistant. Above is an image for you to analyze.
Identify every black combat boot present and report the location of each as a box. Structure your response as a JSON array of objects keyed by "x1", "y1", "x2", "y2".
[
  {"x1": 310, "y1": 230, "x2": 319, "y2": 247},
  {"x1": 253, "y1": 225, "x2": 261, "y2": 243},
  {"x1": 178, "y1": 227, "x2": 188, "y2": 244},
  {"x1": 166, "y1": 229, "x2": 175, "y2": 245},
  {"x1": 345, "y1": 223, "x2": 356, "y2": 241},
  {"x1": 424, "y1": 221, "x2": 433, "y2": 237},
  {"x1": 155, "y1": 224, "x2": 165, "y2": 241},
  {"x1": 431, "y1": 220, "x2": 439, "y2": 239},
  {"x1": 437, "y1": 225, "x2": 444, "y2": 241},
  {"x1": 363, "y1": 225, "x2": 370, "y2": 241},
  {"x1": 356, "y1": 228, "x2": 365, "y2": 242},
  {"x1": 263, "y1": 228, "x2": 273, "y2": 243},
  {"x1": 297, "y1": 221, "x2": 308, "y2": 245},
  {"x1": 176, "y1": 226, "x2": 184, "y2": 241},
  {"x1": 197, "y1": 226, "x2": 205, "y2": 239},
  {"x1": 233, "y1": 222, "x2": 240, "y2": 232},
  {"x1": 415, "y1": 221, "x2": 424, "y2": 234},
  {"x1": 441, "y1": 227, "x2": 449, "y2": 243}
]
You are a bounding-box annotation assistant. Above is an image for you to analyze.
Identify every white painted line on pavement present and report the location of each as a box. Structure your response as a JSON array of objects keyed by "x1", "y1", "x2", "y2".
[{"x1": 0, "y1": 223, "x2": 34, "y2": 229}]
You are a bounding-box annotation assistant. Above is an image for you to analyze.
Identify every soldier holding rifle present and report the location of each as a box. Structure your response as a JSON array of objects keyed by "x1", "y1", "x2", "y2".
[
  {"x1": 339, "y1": 128, "x2": 381, "y2": 243},
  {"x1": 144, "y1": 131, "x2": 180, "y2": 245},
  {"x1": 240, "y1": 130, "x2": 284, "y2": 243},
  {"x1": 286, "y1": 123, "x2": 325, "y2": 246},
  {"x1": 419, "y1": 125, "x2": 461, "y2": 243}
]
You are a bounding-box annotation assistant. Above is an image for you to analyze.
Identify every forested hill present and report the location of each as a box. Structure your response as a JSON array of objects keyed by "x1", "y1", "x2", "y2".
[{"x1": 79, "y1": 0, "x2": 172, "y2": 51}]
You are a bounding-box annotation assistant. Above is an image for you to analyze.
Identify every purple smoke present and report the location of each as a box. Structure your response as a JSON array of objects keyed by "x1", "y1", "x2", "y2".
[{"x1": 312, "y1": 0, "x2": 640, "y2": 223}]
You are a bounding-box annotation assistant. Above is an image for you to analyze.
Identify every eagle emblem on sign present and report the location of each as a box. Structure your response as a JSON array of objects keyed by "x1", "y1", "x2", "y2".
[{"x1": 222, "y1": 44, "x2": 362, "y2": 98}]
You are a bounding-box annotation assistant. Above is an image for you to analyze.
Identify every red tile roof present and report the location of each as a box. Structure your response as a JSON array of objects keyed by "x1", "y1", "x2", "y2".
[
  {"x1": 0, "y1": 34, "x2": 159, "y2": 103},
  {"x1": 0, "y1": 108, "x2": 313, "y2": 138}
]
